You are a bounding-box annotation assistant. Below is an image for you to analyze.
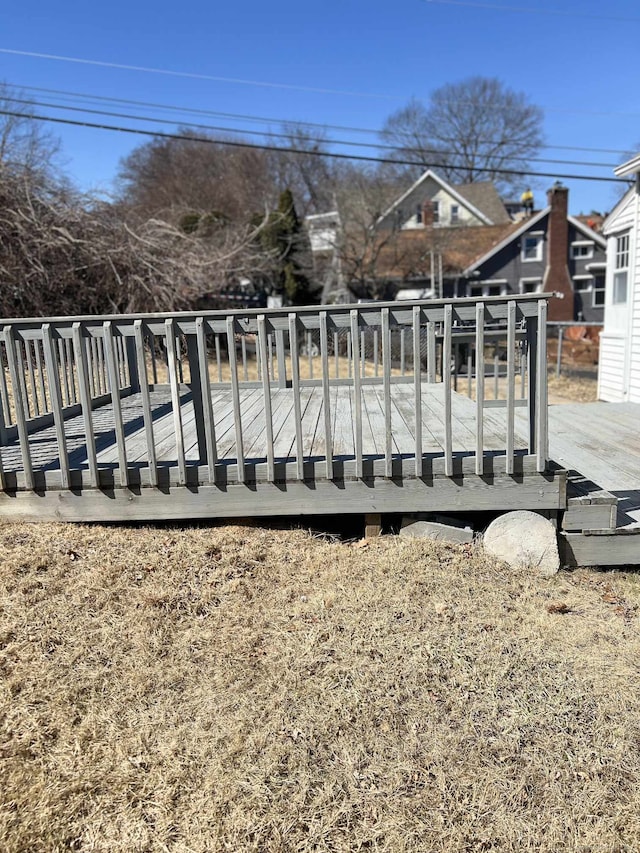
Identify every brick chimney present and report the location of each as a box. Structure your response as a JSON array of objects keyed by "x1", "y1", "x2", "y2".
[{"x1": 542, "y1": 181, "x2": 574, "y2": 321}]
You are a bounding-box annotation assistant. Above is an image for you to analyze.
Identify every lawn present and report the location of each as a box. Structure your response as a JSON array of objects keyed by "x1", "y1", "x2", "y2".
[{"x1": 1, "y1": 521, "x2": 639, "y2": 852}]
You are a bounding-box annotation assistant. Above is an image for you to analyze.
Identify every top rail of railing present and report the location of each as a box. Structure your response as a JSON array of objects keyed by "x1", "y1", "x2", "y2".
[{"x1": 0, "y1": 292, "x2": 558, "y2": 333}]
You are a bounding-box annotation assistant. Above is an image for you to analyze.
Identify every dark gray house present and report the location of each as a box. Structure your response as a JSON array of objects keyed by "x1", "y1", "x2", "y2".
[{"x1": 460, "y1": 182, "x2": 606, "y2": 323}]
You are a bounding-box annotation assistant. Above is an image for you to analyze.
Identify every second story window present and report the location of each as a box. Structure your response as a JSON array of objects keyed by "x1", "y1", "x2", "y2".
[
  {"x1": 415, "y1": 204, "x2": 422, "y2": 224},
  {"x1": 450, "y1": 204, "x2": 459, "y2": 224},
  {"x1": 432, "y1": 200, "x2": 440, "y2": 224},
  {"x1": 521, "y1": 234, "x2": 543, "y2": 262},
  {"x1": 613, "y1": 233, "x2": 630, "y2": 304}
]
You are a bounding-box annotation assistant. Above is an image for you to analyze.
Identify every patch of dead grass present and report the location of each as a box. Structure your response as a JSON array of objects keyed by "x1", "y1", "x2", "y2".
[{"x1": 1, "y1": 522, "x2": 640, "y2": 851}]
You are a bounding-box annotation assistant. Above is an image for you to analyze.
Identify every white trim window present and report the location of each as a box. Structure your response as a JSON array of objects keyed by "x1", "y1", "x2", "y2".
[
  {"x1": 520, "y1": 278, "x2": 542, "y2": 294},
  {"x1": 450, "y1": 204, "x2": 459, "y2": 224},
  {"x1": 469, "y1": 280, "x2": 507, "y2": 298},
  {"x1": 570, "y1": 240, "x2": 594, "y2": 260},
  {"x1": 593, "y1": 273, "x2": 606, "y2": 307},
  {"x1": 432, "y1": 200, "x2": 440, "y2": 224},
  {"x1": 521, "y1": 232, "x2": 543, "y2": 262},
  {"x1": 613, "y1": 233, "x2": 629, "y2": 304}
]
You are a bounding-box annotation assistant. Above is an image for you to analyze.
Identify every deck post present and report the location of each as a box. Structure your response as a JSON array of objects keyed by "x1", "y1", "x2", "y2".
[{"x1": 186, "y1": 331, "x2": 208, "y2": 466}]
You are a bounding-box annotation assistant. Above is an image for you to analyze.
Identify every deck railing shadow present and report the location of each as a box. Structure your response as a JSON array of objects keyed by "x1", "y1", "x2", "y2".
[{"x1": 0, "y1": 294, "x2": 549, "y2": 492}]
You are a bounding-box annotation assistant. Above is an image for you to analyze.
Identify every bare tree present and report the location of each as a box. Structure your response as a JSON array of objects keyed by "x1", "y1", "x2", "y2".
[
  {"x1": 380, "y1": 77, "x2": 544, "y2": 193},
  {"x1": 0, "y1": 82, "x2": 62, "y2": 181}
]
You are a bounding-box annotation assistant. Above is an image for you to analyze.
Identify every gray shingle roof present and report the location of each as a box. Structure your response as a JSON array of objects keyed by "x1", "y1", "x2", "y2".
[{"x1": 454, "y1": 182, "x2": 511, "y2": 225}]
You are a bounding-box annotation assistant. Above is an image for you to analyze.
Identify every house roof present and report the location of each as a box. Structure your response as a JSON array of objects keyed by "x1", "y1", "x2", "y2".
[
  {"x1": 454, "y1": 182, "x2": 512, "y2": 225},
  {"x1": 372, "y1": 222, "x2": 520, "y2": 281},
  {"x1": 460, "y1": 209, "x2": 605, "y2": 276},
  {"x1": 614, "y1": 152, "x2": 640, "y2": 178},
  {"x1": 375, "y1": 169, "x2": 495, "y2": 227}
]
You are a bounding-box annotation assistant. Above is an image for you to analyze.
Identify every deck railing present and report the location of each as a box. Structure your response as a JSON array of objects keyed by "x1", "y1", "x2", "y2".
[{"x1": 0, "y1": 294, "x2": 549, "y2": 490}]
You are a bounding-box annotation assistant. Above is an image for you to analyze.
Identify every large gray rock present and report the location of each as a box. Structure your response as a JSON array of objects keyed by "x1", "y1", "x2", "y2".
[
  {"x1": 400, "y1": 516, "x2": 474, "y2": 544},
  {"x1": 483, "y1": 510, "x2": 559, "y2": 576}
]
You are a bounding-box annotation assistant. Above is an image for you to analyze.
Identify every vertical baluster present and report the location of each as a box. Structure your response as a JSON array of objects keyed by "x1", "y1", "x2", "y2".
[
  {"x1": 347, "y1": 331, "x2": 352, "y2": 379},
  {"x1": 84, "y1": 337, "x2": 95, "y2": 399},
  {"x1": 475, "y1": 303, "x2": 485, "y2": 476},
  {"x1": 72, "y1": 323, "x2": 99, "y2": 488},
  {"x1": 56, "y1": 339, "x2": 68, "y2": 407},
  {"x1": 536, "y1": 300, "x2": 548, "y2": 472},
  {"x1": 196, "y1": 318, "x2": 217, "y2": 483},
  {"x1": 351, "y1": 310, "x2": 363, "y2": 479},
  {"x1": 103, "y1": 322, "x2": 129, "y2": 488},
  {"x1": 494, "y1": 350, "x2": 500, "y2": 399},
  {"x1": 276, "y1": 329, "x2": 287, "y2": 389},
  {"x1": 320, "y1": 312, "x2": 333, "y2": 480},
  {"x1": 42, "y1": 325, "x2": 71, "y2": 488},
  {"x1": 177, "y1": 337, "x2": 184, "y2": 384},
  {"x1": 443, "y1": 305, "x2": 453, "y2": 476},
  {"x1": 520, "y1": 342, "x2": 526, "y2": 397},
  {"x1": 97, "y1": 336, "x2": 107, "y2": 394},
  {"x1": 334, "y1": 331, "x2": 339, "y2": 379},
  {"x1": 288, "y1": 314, "x2": 304, "y2": 480},
  {"x1": 307, "y1": 331, "x2": 313, "y2": 379},
  {"x1": 16, "y1": 340, "x2": 31, "y2": 418},
  {"x1": 400, "y1": 327, "x2": 406, "y2": 376},
  {"x1": 373, "y1": 329, "x2": 379, "y2": 377},
  {"x1": 25, "y1": 340, "x2": 39, "y2": 416},
  {"x1": 0, "y1": 341, "x2": 13, "y2": 426},
  {"x1": 34, "y1": 340, "x2": 47, "y2": 411},
  {"x1": 427, "y1": 322, "x2": 436, "y2": 383},
  {"x1": 3, "y1": 327, "x2": 32, "y2": 487},
  {"x1": 453, "y1": 342, "x2": 459, "y2": 392},
  {"x1": 164, "y1": 319, "x2": 186, "y2": 486},
  {"x1": 241, "y1": 335, "x2": 249, "y2": 382},
  {"x1": 149, "y1": 335, "x2": 158, "y2": 385},
  {"x1": 382, "y1": 308, "x2": 392, "y2": 478},
  {"x1": 226, "y1": 316, "x2": 245, "y2": 483},
  {"x1": 133, "y1": 321, "x2": 158, "y2": 488},
  {"x1": 413, "y1": 306, "x2": 422, "y2": 478},
  {"x1": 64, "y1": 338, "x2": 77, "y2": 403},
  {"x1": 360, "y1": 330, "x2": 365, "y2": 378},
  {"x1": 467, "y1": 349, "x2": 473, "y2": 398},
  {"x1": 215, "y1": 334, "x2": 223, "y2": 383},
  {"x1": 258, "y1": 316, "x2": 275, "y2": 482},
  {"x1": 506, "y1": 301, "x2": 516, "y2": 475}
]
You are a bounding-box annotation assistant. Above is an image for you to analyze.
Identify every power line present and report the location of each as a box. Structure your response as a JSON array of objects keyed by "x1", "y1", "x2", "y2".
[
  {"x1": 0, "y1": 47, "x2": 396, "y2": 101},
  {"x1": 3, "y1": 47, "x2": 640, "y2": 117},
  {"x1": 0, "y1": 106, "x2": 627, "y2": 184},
  {"x1": 424, "y1": 0, "x2": 640, "y2": 22},
  {"x1": 15, "y1": 83, "x2": 633, "y2": 157},
  {"x1": 3, "y1": 93, "x2": 620, "y2": 171}
]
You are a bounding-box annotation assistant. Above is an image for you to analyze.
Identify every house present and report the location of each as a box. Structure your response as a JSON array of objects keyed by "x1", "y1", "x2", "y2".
[
  {"x1": 460, "y1": 182, "x2": 606, "y2": 322},
  {"x1": 597, "y1": 153, "x2": 640, "y2": 402},
  {"x1": 375, "y1": 169, "x2": 512, "y2": 231},
  {"x1": 366, "y1": 174, "x2": 606, "y2": 321}
]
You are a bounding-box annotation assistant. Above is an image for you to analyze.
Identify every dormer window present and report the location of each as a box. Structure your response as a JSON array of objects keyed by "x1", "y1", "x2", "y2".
[{"x1": 571, "y1": 241, "x2": 594, "y2": 260}]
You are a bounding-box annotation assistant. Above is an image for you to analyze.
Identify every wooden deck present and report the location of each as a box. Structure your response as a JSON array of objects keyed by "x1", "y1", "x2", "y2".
[{"x1": 0, "y1": 294, "x2": 565, "y2": 522}]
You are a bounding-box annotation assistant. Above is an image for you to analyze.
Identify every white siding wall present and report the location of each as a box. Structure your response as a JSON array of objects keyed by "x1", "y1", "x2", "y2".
[
  {"x1": 599, "y1": 189, "x2": 638, "y2": 401},
  {"x1": 598, "y1": 333, "x2": 627, "y2": 401},
  {"x1": 630, "y1": 192, "x2": 640, "y2": 402}
]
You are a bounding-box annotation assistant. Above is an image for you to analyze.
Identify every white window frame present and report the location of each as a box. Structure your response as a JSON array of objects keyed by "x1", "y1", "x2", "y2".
[
  {"x1": 572, "y1": 274, "x2": 592, "y2": 293},
  {"x1": 613, "y1": 234, "x2": 629, "y2": 305},
  {"x1": 450, "y1": 204, "x2": 459, "y2": 224},
  {"x1": 469, "y1": 279, "x2": 508, "y2": 298},
  {"x1": 570, "y1": 241, "x2": 594, "y2": 260},
  {"x1": 592, "y1": 273, "x2": 606, "y2": 307},
  {"x1": 521, "y1": 232, "x2": 544, "y2": 262},
  {"x1": 519, "y1": 277, "x2": 542, "y2": 294},
  {"x1": 432, "y1": 200, "x2": 440, "y2": 224}
]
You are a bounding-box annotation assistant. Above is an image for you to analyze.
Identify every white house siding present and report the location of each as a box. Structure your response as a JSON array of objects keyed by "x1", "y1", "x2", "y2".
[
  {"x1": 598, "y1": 189, "x2": 638, "y2": 401},
  {"x1": 598, "y1": 333, "x2": 627, "y2": 401}
]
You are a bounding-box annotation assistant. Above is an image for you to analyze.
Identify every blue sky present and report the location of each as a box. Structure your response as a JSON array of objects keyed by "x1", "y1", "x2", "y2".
[{"x1": 1, "y1": 0, "x2": 638, "y2": 215}]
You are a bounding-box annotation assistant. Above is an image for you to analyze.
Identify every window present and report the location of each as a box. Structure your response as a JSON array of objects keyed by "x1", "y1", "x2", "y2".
[
  {"x1": 415, "y1": 204, "x2": 422, "y2": 224},
  {"x1": 521, "y1": 233, "x2": 543, "y2": 262},
  {"x1": 613, "y1": 234, "x2": 629, "y2": 304},
  {"x1": 450, "y1": 204, "x2": 459, "y2": 224},
  {"x1": 469, "y1": 280, "x2": 507, "y2": 298},
  {"x1": 432, "y1": 200, "x2": 440, "y2": 224},
  {"x1": 570, "y1": 241, "x2": 594, "y2": 260},
  {"x1": 593, "y1": 274, "x2": 606, "y2": 307},
  {"x1": 520, "y1": 278, "x2": 542, "y2": 294},
  {"x1": 573, "y1": 277, "x2": 591, "y2": 292}
]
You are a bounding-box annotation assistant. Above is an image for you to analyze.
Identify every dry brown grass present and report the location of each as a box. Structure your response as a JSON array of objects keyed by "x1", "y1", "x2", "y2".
[{"x1": 2, "y1": 522, "x2": 640, "y2": 852}]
